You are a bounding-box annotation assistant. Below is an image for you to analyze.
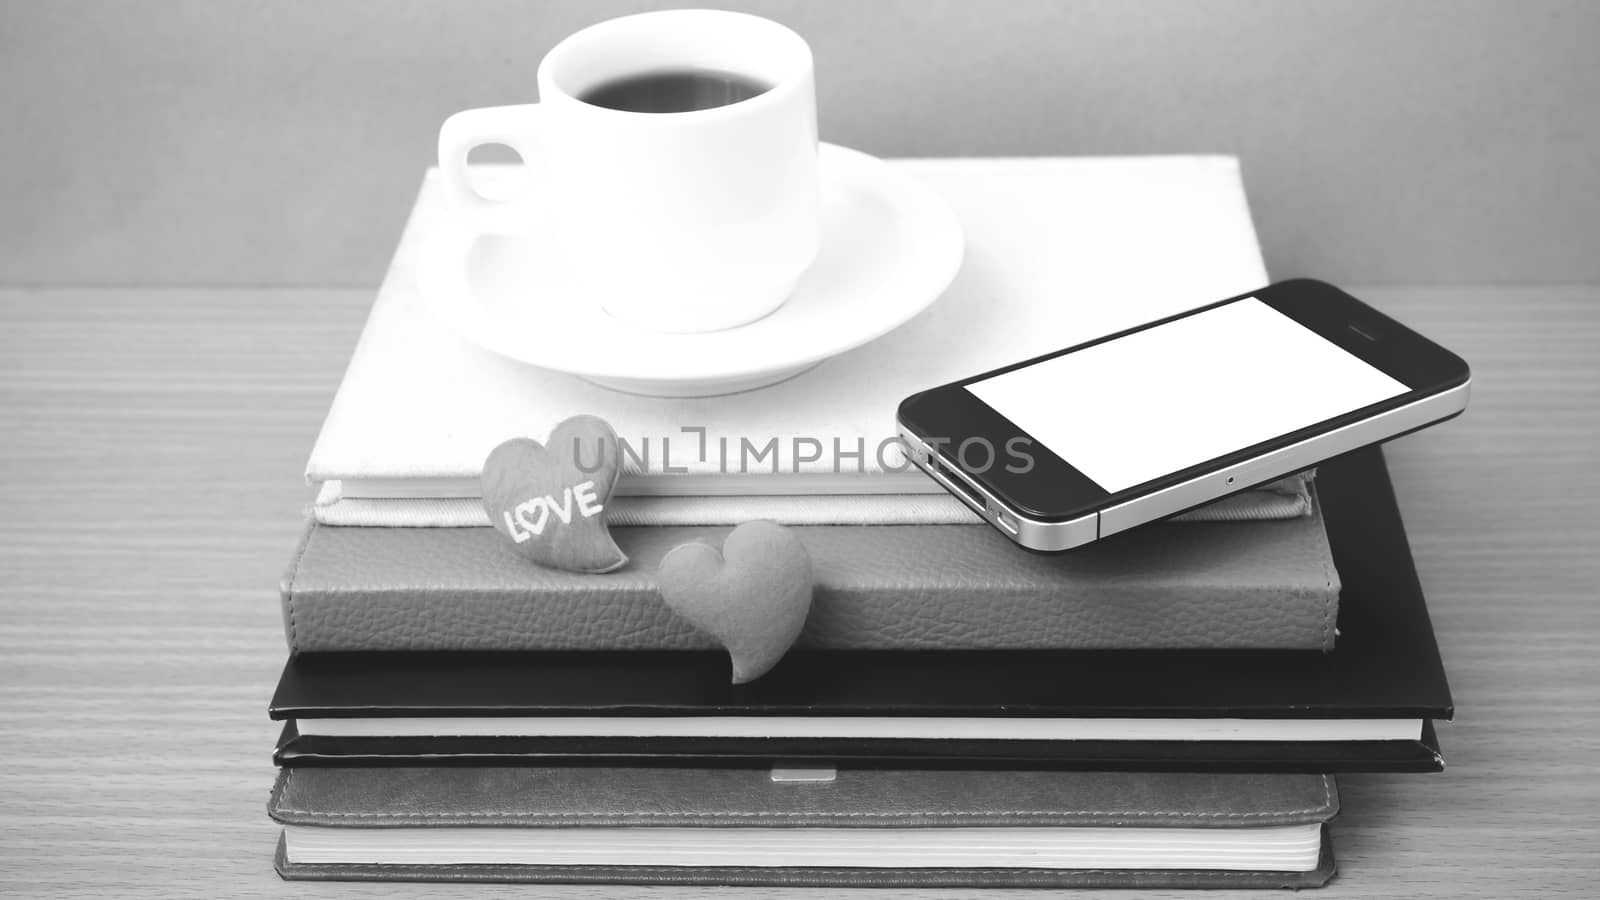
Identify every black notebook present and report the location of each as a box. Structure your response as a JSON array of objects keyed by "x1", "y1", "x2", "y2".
[{"x1": 271, "y1": 445, "x2": 1450, "y2": 772}]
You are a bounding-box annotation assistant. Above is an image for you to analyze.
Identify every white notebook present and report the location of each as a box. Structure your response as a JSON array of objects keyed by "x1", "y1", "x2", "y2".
[{"x1": 308, "y1": 156, "x2": 1270, "y2": 524}]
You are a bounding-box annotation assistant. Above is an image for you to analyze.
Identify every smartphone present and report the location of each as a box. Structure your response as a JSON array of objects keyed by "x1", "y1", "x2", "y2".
[{"x1": 896, "y1": 279, "x2": 1471, "y2": 551}]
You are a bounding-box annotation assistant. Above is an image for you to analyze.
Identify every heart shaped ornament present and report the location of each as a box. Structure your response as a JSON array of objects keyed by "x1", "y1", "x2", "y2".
[
  {"x1": 658, "y1": 521, "x2": 814, "y2": 684},
  {"x1": 480, "y1": 415, "x2": 627, "y2": 574}
]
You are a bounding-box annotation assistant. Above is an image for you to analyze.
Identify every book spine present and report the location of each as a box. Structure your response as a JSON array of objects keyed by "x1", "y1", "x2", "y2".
[{"x1": 281, "y1": 577, "x2": 1337, "y2": 653}]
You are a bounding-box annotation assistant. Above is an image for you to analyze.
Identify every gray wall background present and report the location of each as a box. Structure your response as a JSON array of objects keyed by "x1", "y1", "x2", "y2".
[{"x1": 2, "y1": 0, "x2": 1596, "y2": 287}]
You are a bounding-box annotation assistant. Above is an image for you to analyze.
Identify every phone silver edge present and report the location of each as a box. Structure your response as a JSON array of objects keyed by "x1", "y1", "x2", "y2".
[{"x1": 898, "y1": 377, "x2": 1471, "y2": 552}]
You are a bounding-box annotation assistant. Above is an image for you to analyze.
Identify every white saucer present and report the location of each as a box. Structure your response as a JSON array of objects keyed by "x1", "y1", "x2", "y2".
[{"x1": 415, "y1": 143, "x2": 964, "y2": 397}]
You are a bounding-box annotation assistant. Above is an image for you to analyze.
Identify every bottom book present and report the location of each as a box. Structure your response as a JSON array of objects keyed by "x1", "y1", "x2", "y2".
[{"x1": 269, "y1": 766, "x2": 1338, "y2": 888}]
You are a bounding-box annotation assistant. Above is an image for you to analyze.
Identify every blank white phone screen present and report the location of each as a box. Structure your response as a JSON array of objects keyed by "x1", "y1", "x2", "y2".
[{"x1": 965, "y1": 298, "x2": 1409, "y2": 493}]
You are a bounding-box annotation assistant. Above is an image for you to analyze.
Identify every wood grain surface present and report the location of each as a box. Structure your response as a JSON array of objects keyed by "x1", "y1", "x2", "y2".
[{"x1": 0, "y1": 285, "x2": 1595, "y2": 897}]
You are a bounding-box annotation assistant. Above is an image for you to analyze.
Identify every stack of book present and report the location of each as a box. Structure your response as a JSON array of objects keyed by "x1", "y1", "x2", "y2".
[{"x1": 266, "y1": 157, "x2": 1451, "y2": 888}]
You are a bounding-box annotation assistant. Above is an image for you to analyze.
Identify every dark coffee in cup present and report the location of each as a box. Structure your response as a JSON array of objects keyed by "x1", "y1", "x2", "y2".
[
  {"x1": 437, "y1": 9, "x2": 819, "y2": 332},
  {"x1": 578, "y1": 68, "x2": 773, "y2": 114}
]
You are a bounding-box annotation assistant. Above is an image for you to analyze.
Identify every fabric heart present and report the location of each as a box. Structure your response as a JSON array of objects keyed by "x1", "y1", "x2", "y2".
[
  {"x1": 480, "y1": 415, "x2": 627, "y2": 574},
  {"x1": 658, "y1": 520, "x2": 814, "y2": 684}
]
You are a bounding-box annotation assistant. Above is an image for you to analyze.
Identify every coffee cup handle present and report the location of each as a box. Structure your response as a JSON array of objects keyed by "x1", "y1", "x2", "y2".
[{"x1": 437, "y1": 104, "x2": 543, "y2": 228}]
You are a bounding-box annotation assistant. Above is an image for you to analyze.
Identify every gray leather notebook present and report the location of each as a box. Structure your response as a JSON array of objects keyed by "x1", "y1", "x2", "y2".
[
  {"x1": 270, "y1": 766, "x2": 1338, "y2": 888},
  {"x1": 281, "y1": 490, "x2": 1339, "y2": 653}
]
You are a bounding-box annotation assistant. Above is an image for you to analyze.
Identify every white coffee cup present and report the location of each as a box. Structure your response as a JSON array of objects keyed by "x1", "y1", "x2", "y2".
[{"x1": 437, "y1": 10, "x2": 820, "y2": 334}]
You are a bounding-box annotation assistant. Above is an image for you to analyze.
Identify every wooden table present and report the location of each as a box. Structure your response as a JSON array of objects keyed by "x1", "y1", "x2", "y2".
[{"x1": 1, "y1": 285, "x2": 1595, "y2": 897}]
